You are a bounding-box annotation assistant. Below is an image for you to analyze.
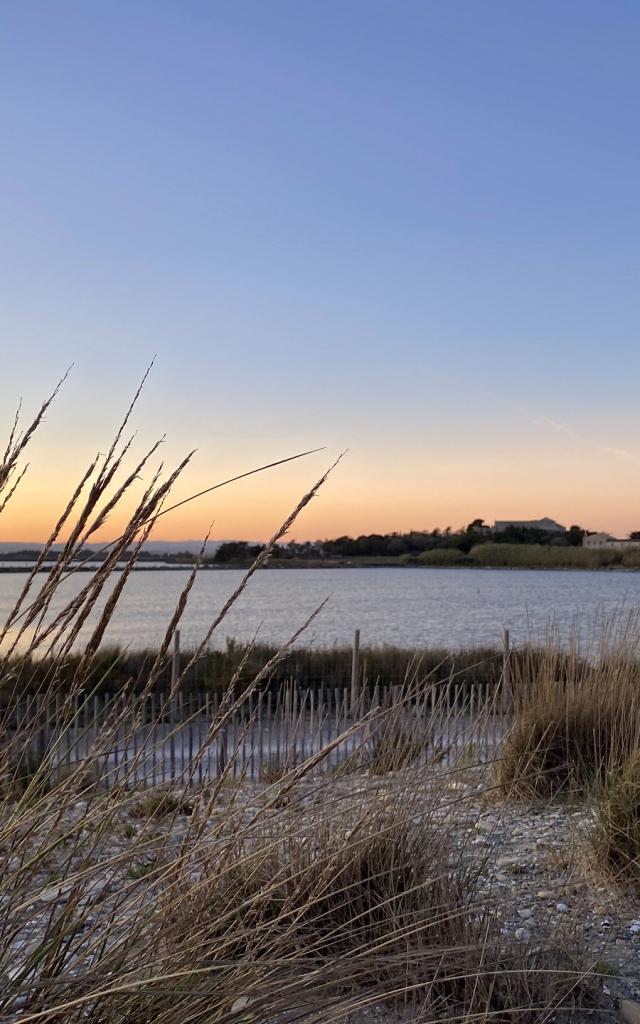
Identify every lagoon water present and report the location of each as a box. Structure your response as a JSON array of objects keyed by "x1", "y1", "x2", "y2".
[{"x1": 2, "y1": 567, "x2": 640, "y2": 652}]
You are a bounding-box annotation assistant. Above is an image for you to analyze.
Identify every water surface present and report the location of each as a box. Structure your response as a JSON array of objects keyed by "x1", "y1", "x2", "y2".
[{"x1": 1, "y1": 567, "x2": 639, "y2": 652}]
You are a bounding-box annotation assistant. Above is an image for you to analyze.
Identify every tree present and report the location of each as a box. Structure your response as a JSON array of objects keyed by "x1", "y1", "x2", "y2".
[
  {"x1": 466, "y1": 518, "x2": 486, "y2": 533},
  {"x1": 387, "y1": 536, "x2": 408, "y2": 556},
  {"x1": 566, "y1": 525, "x2": 586, "y2": 547},
  {"x1": 213, "y1": 541, "x2": 265, "y2": 563}
]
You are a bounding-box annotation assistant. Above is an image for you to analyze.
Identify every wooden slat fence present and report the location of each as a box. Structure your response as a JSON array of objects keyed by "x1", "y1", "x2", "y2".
[{"x1": 2, "y1": 680, "x2": 511, "y2": 788}]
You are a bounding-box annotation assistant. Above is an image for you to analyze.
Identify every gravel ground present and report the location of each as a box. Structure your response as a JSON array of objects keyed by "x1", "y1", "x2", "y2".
[{"x1": 3, "y1": 769, "x2": 640, "y2": 1021}]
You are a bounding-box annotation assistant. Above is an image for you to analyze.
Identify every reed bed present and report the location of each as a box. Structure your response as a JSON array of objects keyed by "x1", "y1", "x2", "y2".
[
  {"x1": 0, "y1": 377, "x2": 612, "y2": 1022},
  {"x1": 470, "y1": 543, "x2": 623, "y2": 570},
  {"x1": 1, "y1": 641, "x2": 505, "y2": 696}
]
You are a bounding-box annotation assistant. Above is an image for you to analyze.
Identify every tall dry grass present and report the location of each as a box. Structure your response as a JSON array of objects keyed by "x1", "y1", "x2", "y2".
[
  {"x1": 0, "y1": 640, "x2": 505, "y2": 698},
  {"x1": 498, "y1": 611, "x2": 640, "y2": 799},
  {"x1": 0, "y1": 377, "x2": 602, "y2": 1022},
  {"x1": 590, "y1": 750, "x2": 640, "y2": 886}
]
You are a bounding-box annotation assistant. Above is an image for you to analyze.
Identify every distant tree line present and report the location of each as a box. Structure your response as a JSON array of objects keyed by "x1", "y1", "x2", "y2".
[
  {"x1": 210, "y1": 540, "x2": 324, "y2": 563},
  {"x1": 2, "y1": 522, "x2": 608, "y2": 567},
  {"x1": 209, "y1": 521, "x2": 592, "y2": 564},
  {"x1": 0, "y1": 547, "x2": 198, "y2": 564}
]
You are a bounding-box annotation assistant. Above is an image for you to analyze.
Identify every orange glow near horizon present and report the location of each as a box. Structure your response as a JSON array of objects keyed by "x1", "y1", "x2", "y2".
[
  {"x1": 3, "y1": 436, "x2": 640, "y2": 544},
  {"x1": 2, "y1": 366, "x2": 640, "y2": 547}
]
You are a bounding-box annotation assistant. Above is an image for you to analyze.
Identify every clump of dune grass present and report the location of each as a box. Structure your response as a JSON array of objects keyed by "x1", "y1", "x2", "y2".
[
  {"x1": 129, "y1": 791, "x2": 185, "y2": 819},
  {"x1": 117, "y1": 779, "x2": 594, "y2": 1023},
  {"x1": 590, "y1": 752, "x2": 640, "y2": 885},
  {"x1": 366, "y1": 704, "x2": 434, "y2": 773},
  {"x1": 498, "y1": 616, "x2": 640, "y2": 799},
  {"x1": 368, "y1": 723, "x2": 429, "y2": 773}
]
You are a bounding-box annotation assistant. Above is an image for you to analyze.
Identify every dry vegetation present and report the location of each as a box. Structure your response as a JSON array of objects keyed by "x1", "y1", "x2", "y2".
[
  {"x1": 0, "y1": 641, "x2": 506, "y2": 697},
  {"x1": 0, "y1": 375, "x2": 638, "y2": 1022},
  {"x1": 591, "y1": 752, "x2": 640, "y2": 885},
  {"x1": 499, "y1": 620, "x2": 640, "y2": 800}
]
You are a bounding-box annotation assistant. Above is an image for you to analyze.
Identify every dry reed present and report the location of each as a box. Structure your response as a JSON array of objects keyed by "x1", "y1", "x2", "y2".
[{"x1": 0, "y1": 377, "x2": 604, "y2": 1023}]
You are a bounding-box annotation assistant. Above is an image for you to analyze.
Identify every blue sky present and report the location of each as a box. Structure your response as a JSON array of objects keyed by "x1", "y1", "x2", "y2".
[{"x1": 2, "y1": 1, "x2": 640, "y2": 540}]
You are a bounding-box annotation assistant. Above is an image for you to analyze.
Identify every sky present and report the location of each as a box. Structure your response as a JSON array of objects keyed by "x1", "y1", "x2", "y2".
[{"x1": 2, "y1": 0, "x2": 640, "y2": 543}]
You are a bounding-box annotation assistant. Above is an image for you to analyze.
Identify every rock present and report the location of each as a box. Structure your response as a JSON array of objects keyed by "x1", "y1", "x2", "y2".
[
  {"x1": 517, "y1": 908, "x2": 533, "y2": 920},
  {"x1": 496, "y1": 856, "x2": 526, "y2": 875},
  {"x1": 536, "y1": 890, "x2": 555, "y2": 899},
  {"x1": 475, "y1": 817, "x2": 497, "y2": 833},
  {"x1": 556, "y1": 902, "x2": 569, "y2": 913},
  {"x1": 231, "y1": 996, "x2": 252, "y2": 1012},
  {"x1": 515, "y1": 927, "x2": 530, "y2": 941},
  {"x1": 620, "y1": 999, "x2": 640, "y2": 1024},
  {"x1": 39, "y1": 884, "x2": 72, "y2": 905}
]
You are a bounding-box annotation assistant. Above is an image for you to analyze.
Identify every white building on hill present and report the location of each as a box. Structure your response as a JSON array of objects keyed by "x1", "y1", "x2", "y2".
[{"x1": 492, "y1": 517, "x2": 566, "y2": 534}]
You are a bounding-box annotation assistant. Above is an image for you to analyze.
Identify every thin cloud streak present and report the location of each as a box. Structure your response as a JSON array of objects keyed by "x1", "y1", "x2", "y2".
[
  {"x1": 528, "y1": 413, "x2": 640, "y2": 468},
  {"x1": 598, "y1": 445, "x2": 640, "y2": 467},
  {"x1": 529, "y1": 415, "x2": 583, "y2": 441}
]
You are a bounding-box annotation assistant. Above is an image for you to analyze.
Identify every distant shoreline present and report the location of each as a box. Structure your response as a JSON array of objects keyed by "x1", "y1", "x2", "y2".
[{"x1": 2, "y1": 561, "x2": 640, "y2": 574}]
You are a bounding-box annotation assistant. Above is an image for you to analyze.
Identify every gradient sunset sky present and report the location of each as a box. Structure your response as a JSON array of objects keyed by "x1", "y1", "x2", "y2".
[{"x1": 2, "y1": 1, "x2": 640, "y2": 544}]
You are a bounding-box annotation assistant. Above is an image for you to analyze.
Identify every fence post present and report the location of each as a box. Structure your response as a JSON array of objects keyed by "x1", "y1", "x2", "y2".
[
  {"x1": 171, "y1": 629, "x2": 181, "y2": 691},
  {"x1": 350, "y1": 628, "x2": 360, "y2": 713},
  {"x1": 502, "y1": 628, "x2": 512, "y2": 712},
  {"x1": 169, "y1": 630, "x2": 180, "y2": 781}
]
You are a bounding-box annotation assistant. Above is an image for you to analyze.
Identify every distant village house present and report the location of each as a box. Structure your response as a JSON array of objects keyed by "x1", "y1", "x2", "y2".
[{"x1": 583, "y1": 532, "x2": 640, "y2": 550}]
